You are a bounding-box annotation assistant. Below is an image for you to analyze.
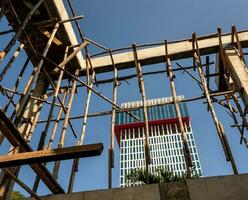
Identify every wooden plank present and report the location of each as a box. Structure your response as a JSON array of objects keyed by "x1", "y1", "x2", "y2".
[
  {"x1": 88, "y1": 30, "x2": 248, "y2": 74},
  {"x1": 0, "y1": 144, "x2": 103, "y2": 168}
]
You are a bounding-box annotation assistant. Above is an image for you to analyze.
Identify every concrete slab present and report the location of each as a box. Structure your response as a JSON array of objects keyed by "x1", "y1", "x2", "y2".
[
  {"x1": 27, "y1": 184, "x2": 160, "y2": 200},
  {"x1": 159, "y1": 182, "x2": 189, "y2": 200},
  {"x1": 187, "y1": 174, "x2": 248, "y2": 200},
  {"x1": 25, "y1": 174, "x2": 248, "y2": 200}
]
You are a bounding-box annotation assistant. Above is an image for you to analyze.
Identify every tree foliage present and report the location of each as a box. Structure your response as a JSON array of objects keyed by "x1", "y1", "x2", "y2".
[
  {"x1": 10, "y1": 191, "x2": 24, "y2": 200},
  {"x1": 126, "y1": 167, "x2": 200, "y2": 186}
]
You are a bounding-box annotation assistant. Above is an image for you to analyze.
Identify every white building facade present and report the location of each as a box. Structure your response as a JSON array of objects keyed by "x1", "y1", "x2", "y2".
[{"x1": 115, "y1": 96, "x2": 202, "y2": 187}]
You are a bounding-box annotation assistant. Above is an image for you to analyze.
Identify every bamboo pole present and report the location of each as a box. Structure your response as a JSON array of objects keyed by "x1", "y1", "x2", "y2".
[
  {"x1": 3, "y1": 57, "x2": 30, "y2": 113},
  {"x1": 132, "y1": 44, "x2": 150, "y2": 184},
  {"x1": 32, "y1": 47, "x2": 69, "y2": 192},
  {"x1": 193, "y1": 32, "x2": 238, "y2": 174},
  {"x1": 0, "y1": 0, "x2": 44, "y2": 62},
  {"x1": 14, "y1": 22, "x2": 60, "y2": 126},
  {"x1": 0, "y1": 55, "x2": 28, "y2": 145},
  {"x1": 0, "y1": 0, "x2": 6, "y2": 20},
  {"x1": 37, "y1": 46, "x2": 69, "y2": 151},
  {"x1": 47, "y1": 83, "x2": 70, "y2": 149},
  {"x1": 41, "y1": 66, "x2": 78, "y2": 138},
  {"x1": 46, "y1": 61, "x2": 214, "y2": 91},
  {"x1": 108, "y1": 50, "x2": 118, "y2": 189},
  {"x1": 3, "y1": 169, "x2": 41, "y2": 200},
  {"x1": 34, "y1": 49, "x2": 140, "y2": 122},
  {"x1": 36, "y1": 90, "x2": 236, "y2": 124},
  {"x1": 0, "y1": 43, "x2": 24, "y2": 81},
  {"x1": 1, "y1": 85, "x2": 66, "y2": 109},
  {"x1": 4, "y1": 0, "x2": 37, "y2": 59},
  {"x1": 67, "y1": 52, "x2": 95, "y2": 193},
  {"x1": 232, "y1": 95, "x2": 248, "y2": 144},
  {"x1": 225, "y1": 97, "x2": 248, "y2": 147},
  {"x1": 32, "y1": 83, "x2": 70, "y2": 193},
  {"x1": 53, "y1": 69, "x2": 79, "y2": 179},
  {"x1": 164, "y1": 40, "x2": 192, "y2": 178}
]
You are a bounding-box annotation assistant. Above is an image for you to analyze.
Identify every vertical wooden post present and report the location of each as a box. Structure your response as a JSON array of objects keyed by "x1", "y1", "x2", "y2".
[
  {"x1": 164, "y1": 40, "x2": 192, "y2": 178},
  {"x1": 132, "y1": 44, "x2": 150, "y2": 184},
  {"x1": 108, "y1": 50, "x2": 118, "y2": 189}
]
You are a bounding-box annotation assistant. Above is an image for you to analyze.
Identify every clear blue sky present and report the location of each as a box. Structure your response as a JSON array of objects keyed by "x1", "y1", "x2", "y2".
[{"x1": 1, "y1": 0, "x2": 248, "y2": 196}]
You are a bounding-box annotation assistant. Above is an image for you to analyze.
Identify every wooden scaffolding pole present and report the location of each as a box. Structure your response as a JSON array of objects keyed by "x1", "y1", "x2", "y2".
[
  {"x1": 67, "y1": 52, "x2": 95, "y2": 193},
  {"x1": 0, "y1": 0, "x2": 44, "y2": 61},
  {"x1": 164, "y1": 40, "x2": 193, "y2": 177},
  {"x1": 3, "y1": 169, "x2": 41, "y2": 200},
  {"x1": 0, "y1": 43, "x2": 24, "y2": 81},
  {"x1": 34, "y1": 49, "x2": 140, "y2": 122},
  {"x1": 132, "y1": 44, "x2": 150, "y2": 184},
  {"x1": 53, "y1": 69, "x2": 79, "y2": 179},
  {"x1": 108, "y1": 50, "x2": 118, "y2": 189},
  {"x1": 231, "y1": 95, "x2": 248, "y2": 144},
  {"x1": 14, "y1": 22, "x2": 60, "y2": 126},
  {"x1": 225, "y1": 97, "x2": 248, "y2": 147},
  {"x1": 0, "y1": 57, "x2": 30, "y2": 145},
  {"x1": 193, "y1": 32, "x2": 238, "y2": 175},
  {"x1": 37, "y1": 47, "x2": 69, "y2": 151},
  {"x1": 32, "y1": 47, "x2": 70, "y2": 192}
]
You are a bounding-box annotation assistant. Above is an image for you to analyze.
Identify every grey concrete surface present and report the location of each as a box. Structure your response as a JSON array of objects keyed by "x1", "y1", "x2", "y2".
[
  {"x1": 187, "y1": 174, "x2": 248, "y2": 200},
  {"x1": 26, "y1": 174, "x2": 248, "y2": 200}
]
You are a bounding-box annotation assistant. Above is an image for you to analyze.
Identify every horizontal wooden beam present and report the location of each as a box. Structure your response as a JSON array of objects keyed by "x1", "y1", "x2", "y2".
[
  {"x1": 0, "y1": 144, "x2": 103, "y2": 168},
  {"x1": 87, "y1": 29, "x2": 248, "y2": 74},
  {"x1": 0, "y1": 109, "x2": 65, "y2": 194}
]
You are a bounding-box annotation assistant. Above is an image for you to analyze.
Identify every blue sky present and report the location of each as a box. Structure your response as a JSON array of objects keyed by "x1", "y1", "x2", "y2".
[{"x1": 0, "y1": 0, "x2": 248, "y2": 196}]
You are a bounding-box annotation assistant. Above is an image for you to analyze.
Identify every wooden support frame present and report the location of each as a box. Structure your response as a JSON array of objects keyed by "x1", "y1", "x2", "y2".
[{"x1": 0, "y1": 144, "x2": 103, "y2": 168}]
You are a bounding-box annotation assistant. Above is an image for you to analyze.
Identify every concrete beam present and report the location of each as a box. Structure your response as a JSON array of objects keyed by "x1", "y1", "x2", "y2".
[
  {"x1": 88, "y1": 30, "x2": 248, "y2": 74},
  {"x1": 44, "y1": 0, "x2": 85, "y2": 69},
  {"x1": 225, "y1": 47, "x2": 248, "y2": 107}
]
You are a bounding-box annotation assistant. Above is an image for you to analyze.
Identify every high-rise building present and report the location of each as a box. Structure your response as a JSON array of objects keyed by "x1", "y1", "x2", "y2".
[{"x1": 115, "y1": 96, "x2": 202, "y2": 187}]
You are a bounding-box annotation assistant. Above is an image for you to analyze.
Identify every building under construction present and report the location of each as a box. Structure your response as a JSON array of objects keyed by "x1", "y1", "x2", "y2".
[{"x1": 0, "y1": 0, "x2": 247, "y2": 199}]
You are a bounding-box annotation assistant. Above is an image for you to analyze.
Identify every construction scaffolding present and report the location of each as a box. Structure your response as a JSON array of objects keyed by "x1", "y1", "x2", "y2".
[{"x1": 0, "y1": 0, "x2": 247, "y2": 199}]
